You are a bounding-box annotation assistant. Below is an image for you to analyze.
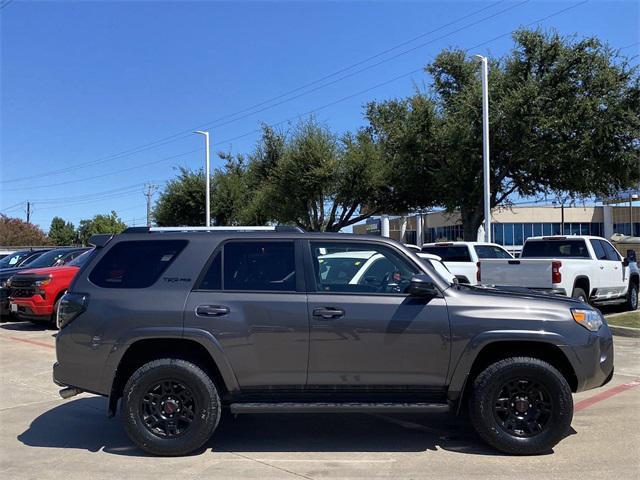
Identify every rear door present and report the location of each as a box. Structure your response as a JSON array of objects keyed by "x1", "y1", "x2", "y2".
[
  {"x1": 184, "y1": 239, "x2": 309, "y2": 389},
  {"x1": 306, "y1": 240, "x2": 450, "y2": 390}
]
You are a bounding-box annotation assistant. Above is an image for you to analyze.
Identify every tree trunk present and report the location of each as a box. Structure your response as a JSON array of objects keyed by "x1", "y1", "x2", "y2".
[{"x1": 461, "y1": 207, "x2": 484, "y2": 241}]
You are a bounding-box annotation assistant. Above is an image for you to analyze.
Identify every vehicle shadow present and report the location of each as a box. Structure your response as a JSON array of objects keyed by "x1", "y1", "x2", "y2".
[
  {"x1": 0, "y1": 320, "x2": 55, "y2": 332},
  {"x1": 18, "y1": 396, "x2": 560, "y2": 458}
]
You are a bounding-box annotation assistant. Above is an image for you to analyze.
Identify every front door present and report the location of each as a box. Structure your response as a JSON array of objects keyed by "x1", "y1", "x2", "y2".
[
  {"x1": 305, "y1": 241, "x2": 451, "y2": 390},
  {"x1": 184, "y1": 239, "x2": 309, "y2": 389}
]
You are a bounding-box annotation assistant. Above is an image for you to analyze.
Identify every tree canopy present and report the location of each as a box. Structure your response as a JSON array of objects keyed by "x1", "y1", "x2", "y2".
[
  {"x1": 77, "y1": 211, "x2": 127, "y2": 245},
  {"x1": 48, "y1": 217, "x2": 77, "y2": 246},
  {"x1": 366, "y1": 29, "x2": 640, "y2": 239},
  {"x1": 0, "y1": 215, "x2": 50, "y2": 246}
]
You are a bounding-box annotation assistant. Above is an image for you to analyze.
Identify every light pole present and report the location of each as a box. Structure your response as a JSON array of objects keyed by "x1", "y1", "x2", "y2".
[
  {"x1": 194, "y1": 130, "x2": 211, "y2": 227},
  {"x1": 631, "y1": 193, "x2": 639, "y2": 236},
  {"x1": 475, "y1": 54, "x2": 491, "y2": 243}
]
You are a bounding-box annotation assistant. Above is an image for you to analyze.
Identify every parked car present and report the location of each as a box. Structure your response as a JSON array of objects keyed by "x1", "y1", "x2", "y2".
[
  {"x1": 421, "y1": 241, "x2": 513, "y2": 284},
  {"x1": 0, "y1": 247, "x2": 89, "y2": 319},
  {"x1": 0, "y1": 248, "x2": 50, "y2": 271},
  {"x1": 479, "y1": 236, "x2": 639, "y2": 310},
  {"x1": 54, "y1": 226, "x2": 613, "y2": 456},
  {"x1": 416, "y1": 252, "x2": 457, "y2": 284},
  {"x1": 8, "y1": 250, "x2": 93, "y2": 326}
]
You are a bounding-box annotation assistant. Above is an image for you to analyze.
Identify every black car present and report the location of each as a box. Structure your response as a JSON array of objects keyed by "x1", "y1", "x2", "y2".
[
  {"x1": 0, "y1": 249, "x2": 51, "y2": 271},
  {"x1": 0, "y1": 247, "x2": 90, "y2": 320}
]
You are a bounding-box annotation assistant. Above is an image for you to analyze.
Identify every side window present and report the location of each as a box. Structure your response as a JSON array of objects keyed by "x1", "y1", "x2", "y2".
[
  {"x1": 199, "y1": 250, "x2": 222, "y2": 290},
  {"x1": 223, "y1": 241, "x2": 295, "y2": 291},
  {"x1": 601, "y1": 241, "x2": 621, "y2": 261},
  {"x1": 311, "y1": 242, "x2": 418, "y2": 294},
  {"x1": 89, "y1": 240, "x2": 187, "y2": 288},
  {"x1": 590, "y1": 240, "x2": 607, "y2": 260}
]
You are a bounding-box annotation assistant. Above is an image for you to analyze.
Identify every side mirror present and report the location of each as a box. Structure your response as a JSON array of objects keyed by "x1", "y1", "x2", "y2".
[{"x1": 407, "y1": 274, "x2": 439, "y2": 297}]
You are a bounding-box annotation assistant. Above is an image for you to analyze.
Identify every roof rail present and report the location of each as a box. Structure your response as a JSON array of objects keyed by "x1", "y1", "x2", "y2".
[{"x1": 122, "y1": 225, "x2": 305, "y2": 234}]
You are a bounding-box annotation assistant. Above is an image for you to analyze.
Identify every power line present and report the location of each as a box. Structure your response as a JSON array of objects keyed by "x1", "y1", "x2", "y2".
[
  {"x1": 0, "y1": 0, "x2": 14, "y2": 11},
  {"x1": 0, "y1": 0, "x2": 520, "y2": 184}
]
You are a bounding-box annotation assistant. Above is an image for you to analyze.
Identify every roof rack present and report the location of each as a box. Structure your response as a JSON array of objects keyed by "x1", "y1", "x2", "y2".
[{"x1": 122, "y1": 225, "x2": 305, "y2": 234}]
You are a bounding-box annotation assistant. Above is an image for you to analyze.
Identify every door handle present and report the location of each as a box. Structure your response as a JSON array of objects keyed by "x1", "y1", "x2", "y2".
[
  {"x1": 312, "y1": 307, "x2": 345, "y2": 319},
  {"x1": 196, "y1": 305, "x2": 230, "y2": 317}
]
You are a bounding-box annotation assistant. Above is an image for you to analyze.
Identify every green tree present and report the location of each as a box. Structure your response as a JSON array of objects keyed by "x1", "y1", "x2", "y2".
[
  {"x1": 0, "y1": 215, "x2": 50, "y2": 245},
  {"x1": 77, "y1": 211, "x2": 127, "y2": 245},
  {"x1": 366, "y1": 29, "x2": 640, "y2": 239},
  {"x1": 247, "y1": 120, "x2": 396, "y2": 231},
  {"x1": 48, "y1": 216, "x2": 77, "y2": 246},
  {"x1": 154, "y1": 167, "x2": 209, "y2": 227}
]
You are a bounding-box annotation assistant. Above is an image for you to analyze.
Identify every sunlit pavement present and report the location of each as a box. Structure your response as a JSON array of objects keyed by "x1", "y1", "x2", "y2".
[{"x1": 0, "y1": 320, "x2": 638, "y2": 480}]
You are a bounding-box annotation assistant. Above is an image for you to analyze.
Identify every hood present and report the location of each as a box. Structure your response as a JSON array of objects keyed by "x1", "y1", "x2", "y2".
[
  {"x1": 15, "y1": 265, "x2": 79, "y2": 277},
  {"x1": 457, "y1": 283, "x2": 586, "y2": 308},
  {"x1": 0, "y1": 265, "x2": 32, "y2": 281}
]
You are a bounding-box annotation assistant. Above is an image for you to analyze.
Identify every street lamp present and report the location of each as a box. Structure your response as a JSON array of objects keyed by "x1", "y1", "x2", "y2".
[
  {"x1": 194, "y1": 130, "x2": 211, "y2": 227},
  {"x1": 475, "y1": 54, "x2": 491, "y2": 242}
]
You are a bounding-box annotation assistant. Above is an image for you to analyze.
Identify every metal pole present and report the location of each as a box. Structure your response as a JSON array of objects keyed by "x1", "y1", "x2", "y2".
[
  {"x1": 475, "y1": 55, "x2": 491, "y2": 243},
  {"x1": 561, "y1": 203, "x2": 565, "y2": 235},
  {"x1": 194, "y1": 131, "x2": 211, "y2": 227},
  {"x1": 630, "y1": 193, "x2": 633, "y2": 236}
]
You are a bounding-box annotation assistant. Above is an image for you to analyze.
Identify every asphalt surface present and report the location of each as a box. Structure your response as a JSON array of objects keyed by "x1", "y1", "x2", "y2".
[{"x1": 0, "y1": 320, "x2": 639, "y2": 480}]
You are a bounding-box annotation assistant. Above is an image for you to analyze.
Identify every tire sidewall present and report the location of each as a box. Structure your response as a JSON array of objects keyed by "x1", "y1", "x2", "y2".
[
  {"x1": 572, "y1": 287, "x2": 588, "y2": 303},
  {"x1": 123, "y1": 360, "x2": 220, "y2": 456},
  {"x1": 627, "y1": 283, "x2": 638, "y2": 311},
  {"x1": 471, "y1": 359, "x2": 573, "y2": 455}
]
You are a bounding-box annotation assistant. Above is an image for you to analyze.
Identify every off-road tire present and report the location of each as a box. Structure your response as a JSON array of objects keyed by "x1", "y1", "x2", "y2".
[
  {"x1": 122, "y1": 358, "x2": 220, "y2": 456},
  {"x1": 469, "y1": 357, "x2": 573, "y2": 455},
  {"x1": 571, "y1": 287, "x2": 588, "y2": 303}
]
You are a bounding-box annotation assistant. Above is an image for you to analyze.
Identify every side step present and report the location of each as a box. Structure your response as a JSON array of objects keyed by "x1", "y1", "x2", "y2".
[{"x1": 229, "y1": 402, "x2": 450, "y2": 414}]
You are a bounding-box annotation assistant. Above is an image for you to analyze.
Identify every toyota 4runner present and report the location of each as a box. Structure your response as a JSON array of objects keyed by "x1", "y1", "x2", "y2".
[{"x1": 53, "y1": 226, "x2": 614, "y2": 456}]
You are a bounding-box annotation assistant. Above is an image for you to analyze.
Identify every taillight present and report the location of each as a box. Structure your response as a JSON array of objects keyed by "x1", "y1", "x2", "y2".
[
  {"x1": 57, "y1": 292, "x2": 89, "y2": 329},
  {"x1": 551, "y1": 261, "x2": 562, "y2": 284},
  {"x1": 476, "y1": 261, "x2": 481, "y2": 282}
]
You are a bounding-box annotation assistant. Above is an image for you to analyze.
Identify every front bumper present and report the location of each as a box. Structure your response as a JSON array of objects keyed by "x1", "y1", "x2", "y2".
[
  {"x1": 564, "y1": 322, "x2": 615, "y2": 392},
  {"x1": 10, "y1": 295, "x2": 53, "y2": 320}
]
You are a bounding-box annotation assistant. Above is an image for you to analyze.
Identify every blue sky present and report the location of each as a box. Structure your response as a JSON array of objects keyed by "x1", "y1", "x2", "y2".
[{"x1": 1, "y1": 0, "x2": 638, "y2": 231}]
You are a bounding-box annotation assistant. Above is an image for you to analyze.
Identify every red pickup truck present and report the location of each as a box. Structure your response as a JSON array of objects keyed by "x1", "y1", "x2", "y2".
[{"x1": 8, "y1": 251, "x2": 92, "y2": 327}]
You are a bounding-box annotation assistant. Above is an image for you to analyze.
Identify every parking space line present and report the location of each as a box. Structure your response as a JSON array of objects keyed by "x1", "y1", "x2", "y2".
[
  {"x1": 575, "y1": 378, "x2": 640, "y2": 412},
  {"x1": 4, "y1": 336, "x2": 54, "y2": 349}
]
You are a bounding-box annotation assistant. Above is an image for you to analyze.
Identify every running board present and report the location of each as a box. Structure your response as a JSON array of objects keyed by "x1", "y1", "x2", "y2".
[{"x1": 229, "y1": 402, "x2": 450, "y2": 414}]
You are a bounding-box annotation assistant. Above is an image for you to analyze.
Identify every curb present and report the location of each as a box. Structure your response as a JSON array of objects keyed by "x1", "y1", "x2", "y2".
[{"x1": 609, "y1": 325, "x2": 640, "y2": 338}]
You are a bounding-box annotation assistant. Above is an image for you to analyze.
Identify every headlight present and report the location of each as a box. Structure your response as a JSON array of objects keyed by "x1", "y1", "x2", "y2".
[
  {"x1": 571, "y1": 308, "x2": 603, "y2": 332},
  {"x1": 34, "y1": 276, "x2": 52, "y2": 287}
]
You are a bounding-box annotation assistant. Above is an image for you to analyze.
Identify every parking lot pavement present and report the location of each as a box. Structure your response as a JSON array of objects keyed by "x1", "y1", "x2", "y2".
[{"x1": 0, "y1": 322, "x2": 638, "y2": 480}]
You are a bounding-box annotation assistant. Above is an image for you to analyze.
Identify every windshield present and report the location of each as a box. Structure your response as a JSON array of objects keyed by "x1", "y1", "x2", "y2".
[
  {"x1": 0, "y1": 251, "x2": 32, "y2": 268},
  {"x1": 521, "y1": 240, "x2": 590, "y2": 258},
  {"x1": 26, "y1": 249, "x2": 77, "y2": 268},
  {"x1": 68, "y1": 250, "x2": 93, "y2": 267},
  {"x1": 474, "y1": 245, "x2": 512, "y2": 259}
]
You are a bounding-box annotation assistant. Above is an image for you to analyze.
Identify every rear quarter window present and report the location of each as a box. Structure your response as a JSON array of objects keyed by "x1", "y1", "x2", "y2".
[{"x1": 88, "y1": 240, "x2": 187, "y2": 288}]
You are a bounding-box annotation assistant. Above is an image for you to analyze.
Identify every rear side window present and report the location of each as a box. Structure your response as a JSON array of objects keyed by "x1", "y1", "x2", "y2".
[
  {"x1": 590, "y1": 240, "x2": 607, "y2": 260},
  {"x1": 421, "y1": 246, "x2": 471, "y2": 262},
  {"x1": 223, "y1": 241, "x2": 295, "y2": 291},
  {"x1": 474, "y1": 245, "x2": 512, "y2": 259},
  {"x1": 601, "y1": 241, "x2": 621, "y2": 261},
  {"x1": 89, "y1": 240, "x2": 187, "y2": 288},
  {"x1": 521, "y1": 239, "x2": 590, "y2": 258}
]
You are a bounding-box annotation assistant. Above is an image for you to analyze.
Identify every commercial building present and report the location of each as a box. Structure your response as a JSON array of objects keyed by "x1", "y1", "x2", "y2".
[{"x1": 353, "y1": 204, "x2": 640, "y2": 251}]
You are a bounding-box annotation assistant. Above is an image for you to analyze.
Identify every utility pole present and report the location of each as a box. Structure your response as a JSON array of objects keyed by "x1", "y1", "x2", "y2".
[
  {"x1": 194, "y1": 130, "x2": 211, "y2": 227},
  {"x1": 143, "y1": 184, "x2": 158, "y2": 227},
  {"x1": 26, "y1": 201, "x2": 31, "y2": 224},
  {"x1": 475, "y1": 54, "x2": 491, "y2": 243}
]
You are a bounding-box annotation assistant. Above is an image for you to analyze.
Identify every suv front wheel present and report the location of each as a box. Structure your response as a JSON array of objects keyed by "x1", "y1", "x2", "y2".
[
  {"x1": 122, "y1": 358, "x2": 221, "y2": 456},
  {"x1": 469, "y1": 357, "x2": 573, "y2": 455}
]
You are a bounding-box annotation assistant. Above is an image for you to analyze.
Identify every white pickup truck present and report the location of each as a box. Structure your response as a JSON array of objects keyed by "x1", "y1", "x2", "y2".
[
  {"x1": 420, "y1": 242, "x2": 513, "y2": 285},
  {"x1": 479, "y1": 235, "x2": 639, "y2": 310}
]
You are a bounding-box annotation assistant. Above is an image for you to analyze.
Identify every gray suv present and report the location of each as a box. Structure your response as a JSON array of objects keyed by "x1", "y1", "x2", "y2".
[{"x1": 53, "y1": 227, "x2": 614, "y2": 456}]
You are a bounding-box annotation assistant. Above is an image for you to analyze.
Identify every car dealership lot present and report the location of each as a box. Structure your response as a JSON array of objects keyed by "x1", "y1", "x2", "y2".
[{"x1": 0, "y1": 321, "x2": 638, "y2": 480}]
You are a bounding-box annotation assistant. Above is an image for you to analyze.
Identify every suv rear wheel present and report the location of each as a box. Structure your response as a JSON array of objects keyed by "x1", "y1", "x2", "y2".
[
  {"x1": 122, "y1": 358, "x2": 221, "y2": 456},
  {"x1": 625, "y1": 282, "x2": 638, "y2": 311},
  {"x1": 469, "y1": 357, "x2": 573, "y2": 455}
]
